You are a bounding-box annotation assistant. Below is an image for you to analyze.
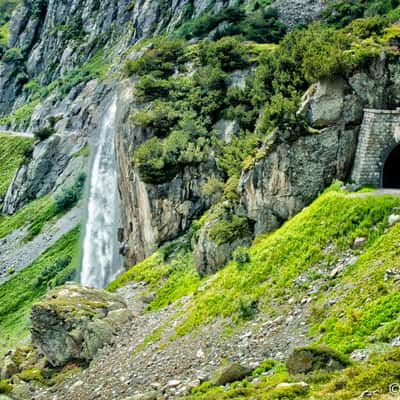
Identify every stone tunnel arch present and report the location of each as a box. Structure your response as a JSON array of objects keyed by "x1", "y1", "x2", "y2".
[
  {"x1": 351, "y1": 109, "x2": 400, "y2": 188},
  {"x1": 382, "y1": 144, "x2": 400, "y2": 188}
]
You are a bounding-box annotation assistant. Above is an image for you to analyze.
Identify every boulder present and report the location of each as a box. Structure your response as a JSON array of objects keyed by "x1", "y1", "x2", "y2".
[
  {"x1": 212, "y1": 362, "x2": 252, "y2": 386},
  {"x1": 0, "y1": 359, "x2": 18, "y2": 380},
  {"x1": 122, "y1": 392, "x2": 158, "y2": 400},
  {"x1": 30, "y1": 283, "x2": 127, "y2": 367},
  {"x1": 299, "y1": 79, "x2": 346, "y2": 129},
  {"x1": 287, "y1": 346, "x2": 349, "y2": 375}
]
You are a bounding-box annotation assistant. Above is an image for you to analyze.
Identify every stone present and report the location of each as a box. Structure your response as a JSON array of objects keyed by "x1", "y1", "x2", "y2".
[
  {"x1": 212, "y1": 362, "x2": 252, "y2": 386},
  {"x1": 299, "y1": 79, "x2": 345, "y2": 129},
  {"x1": 287, "y1": 346, "x2": 349, "y2": 375},
  {"x1": 0, "y1": 358, "x2": 18, "y2": 380},
  {"x1": 239, "y1": 123, "x2": 358, "y2": 237},
  {"x1": 167, "y1": 380, "x2": 181, "y2": 388},
  {"x1": 389, "y1": 214, "x2": 400, "y2": 226},
  {"x1": 391, "y1": 336, "x2": 400, "y2": 347},
  {"x1": 10, "y1": 383, "x2": 31, "y2": 400},
  {"x1": 350, "y1": 349, "x2": 369, "y2": 361},
  {"x1": 353, "y1": 237, "x2": 367, "y2": 249},
  {"x1": 122, "y1": 392, "x2": 158, "y2": 400},
  {"x1": 30, "y1": 283, "x2": 127, "y2": 367}
]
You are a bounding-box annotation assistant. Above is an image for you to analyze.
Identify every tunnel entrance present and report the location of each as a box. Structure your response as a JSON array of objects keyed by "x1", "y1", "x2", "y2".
[{"x1": 383, "y1": 145, "x2": 400, "y2": 188}]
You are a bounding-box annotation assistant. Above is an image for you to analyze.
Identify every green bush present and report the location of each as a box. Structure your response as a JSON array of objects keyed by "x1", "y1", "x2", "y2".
[
  {"x1": 232, "y1": 246, "x2": 251, "y2": 269},
  {"x1": 2, "y1": 47, "x2": 23, "y2": 63},
  {"x1": 133, "y1": 117, "x2": 208, "y2": 184},
  {"x1": 123, "y1": 39, "x2": 185, "y2": 78},
  {"x1": 0, "y1": 379, "x2": 11, "y2": 393},
  {"x1": 375, "y1": 319, "x2": 400, "y2": 342},
  {"x1": 209, "y1": 214, "x2": 252, "y2": 246},
  {"x1": 55, "y1": 172, "x2": 86, "y2": 212},
  {"x1": 33, "y1": 126, "x2": 55, "y2": 141},
  {"x1": 174, "y1": 6, "x2": 286, "y2": 43},
  {"x1": 33, "y1": 256, "x2": 73, "y2": 289}
]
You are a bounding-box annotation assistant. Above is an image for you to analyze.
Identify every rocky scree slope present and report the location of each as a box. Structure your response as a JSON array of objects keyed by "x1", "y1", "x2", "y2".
[{"x1": 16, "y1": 187, "x2": 400, "y2": 400}]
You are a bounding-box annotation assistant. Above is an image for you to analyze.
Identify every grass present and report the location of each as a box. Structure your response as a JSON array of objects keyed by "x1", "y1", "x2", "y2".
[
  {"x1": 184, "y1": 348, "x2": 400, "y2": 399},
  {"x1": 0, "y1": 227, "x2": 80, "y2": 353},
  {"x1": 0, "y1": 21, "x2": 9, "y2": 45},
  {"x1": 0, "y1": 195, "x2": 57, "y2": 241},
  {"x1": 108, "y1": 239, "x2": 202, "y2": 311},
  {"x1": 0, "y1": 133, "x2": 33, "y2": 200},
  {"x1": 171, "y1": 189, "x2": 400, "y2": 338},
  {"x1": 109, "y1": 186, "x2": 400, "y2": 353}
]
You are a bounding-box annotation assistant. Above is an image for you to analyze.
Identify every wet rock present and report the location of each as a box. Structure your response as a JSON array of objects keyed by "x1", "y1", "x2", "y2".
[
  {"x1": 287, "y1": 346, "x2": 349, "y2": 375},
  {"x1": 30, "y1": 283, "x2": 127, "y2": 367},
  {"x1": 212, "y1": 362, "x2": 252, "y2": 386}
]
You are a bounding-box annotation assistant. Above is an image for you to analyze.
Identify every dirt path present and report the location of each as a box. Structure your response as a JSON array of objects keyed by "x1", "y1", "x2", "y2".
[
  {"x1": 349, "y1": 188, "x2": 400, "y2": 198},
  {"x1": 0, "y1": 130, "x2": 35, "y2": 139}
]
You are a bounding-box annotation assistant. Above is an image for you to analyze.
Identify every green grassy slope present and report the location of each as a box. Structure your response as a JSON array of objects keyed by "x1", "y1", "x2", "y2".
[
  {"x1": 0, "y1": 133, "x2": 33, "y2": 200},
  {"x1": 110, "y1": 186, "x2": 400, "y2": 399},
  {"x1": 0, "y1": 227, "x2": 80, "y2": 352}
]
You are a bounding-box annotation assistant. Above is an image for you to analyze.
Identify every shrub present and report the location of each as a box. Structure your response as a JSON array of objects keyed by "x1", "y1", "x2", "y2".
[
  {"x1": 2, "y1": 47, "x2": 23, "y2": 63},
  {"x1": 238, "y1": 297, "x2": 258, "y2": 320},
  {"x1": 123, "y1": 39, "x2": 185, "y2": 78},
  {"x1": 55, "y1": 172, "x2": 86, "y2": 212},
  {"x1": 232, "y1": 246, "x2": 251, "y2": 269},
  {"x1": 133, "y1": 116, "x2": 209, "y2": 184},
  {"x1": 209, "y1": 214, "x2": 252, "y2": 246},
  {"x1": 202, "y1": 175, "x2": 224, "y2": 202},
  {"x1": 0, "y1": 379, "x2": 11, "y2": 393},
  {"x1": 375, "y1": 319, "x2": 400, "y2": 342},
  {"x1": 33, "y1": 126, "x2": 55, "y2": 141},
  {"x1": 33, "y1": 256, "x2": 72, "y2": 288}
]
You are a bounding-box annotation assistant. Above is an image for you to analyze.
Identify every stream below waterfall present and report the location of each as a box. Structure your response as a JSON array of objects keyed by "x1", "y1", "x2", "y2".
[{"x1": 81, "y1": 97, "x2": 122, "y2": 288}]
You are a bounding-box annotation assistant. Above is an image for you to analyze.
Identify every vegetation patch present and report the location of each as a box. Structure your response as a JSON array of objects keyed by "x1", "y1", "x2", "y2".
[
  {"x1": 0, "y1": 133, "x2": 33, "y2": 201},
  {"x1": 0, "y1": 227, "x2": 80, "y2": 352}
]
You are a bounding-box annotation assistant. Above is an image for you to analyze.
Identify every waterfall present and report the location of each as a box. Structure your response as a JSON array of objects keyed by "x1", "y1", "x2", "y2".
[{"x1": 81, "y1": 97, "x2": 122, "y2": 288}]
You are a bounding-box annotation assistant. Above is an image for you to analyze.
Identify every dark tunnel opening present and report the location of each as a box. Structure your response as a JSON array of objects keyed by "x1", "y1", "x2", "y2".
[{"x1": 383, "y1": 145, "x2": 400, "y2": 188}]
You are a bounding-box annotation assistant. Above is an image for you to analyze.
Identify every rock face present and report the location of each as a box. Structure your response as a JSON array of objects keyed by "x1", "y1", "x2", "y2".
[
  {"x1": 287, "y1": 346, "x2": 349, "y2": 375},
  {"x1": 115, "y1": 84, "x2": 218, "y2": 267},
  {"x1": 239, "y1": 126, "x2": 358, "y2": 236},
  {"x1": 2, "y1": 80, "x2": 110, "y2": 214},
  {"x1": 272, "y1": 0, "x2": 326, "y2": 28},
  {"x1": 30, "y1": 284, "x2": 129, "y2": 367}
]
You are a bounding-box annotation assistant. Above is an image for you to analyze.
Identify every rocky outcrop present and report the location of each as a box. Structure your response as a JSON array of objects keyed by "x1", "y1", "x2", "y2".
[
  {"x1": 2, "y1": 80, "x2": 110, "y2": 214},
  {"x1": 272, "y1": 0, "x2": 326, "y2": 29},
  {"x1": 115, "y1": 83, "x2": 219, "y2": 267},
  {"x1": 239, "y1": 125, "x2": 358, "y2": 235},
  {"x1": 30, "y1": 284, "x2": 130, "y2": 367},
  {"x1": 193, "y1": 202, "x2": 253, "y2": 275},
  {"x1": 287, "y1": 346, "x2": 349, "y2": 375}
]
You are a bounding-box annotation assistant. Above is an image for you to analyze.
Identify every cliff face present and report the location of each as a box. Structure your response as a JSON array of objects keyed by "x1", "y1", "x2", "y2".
[{"x1": 0, "y1": 0, "x2": 337, "y2": 263}]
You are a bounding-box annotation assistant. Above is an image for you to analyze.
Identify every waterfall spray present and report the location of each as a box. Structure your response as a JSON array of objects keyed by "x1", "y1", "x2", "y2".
[{"x1": 81, "y1": 97, "x2": 122, "y2": 288}]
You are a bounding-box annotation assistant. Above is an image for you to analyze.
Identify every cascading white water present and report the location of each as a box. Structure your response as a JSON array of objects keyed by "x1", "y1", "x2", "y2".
[{"x1": 81, "y1": 97, "x2": 122, "y2": 288}]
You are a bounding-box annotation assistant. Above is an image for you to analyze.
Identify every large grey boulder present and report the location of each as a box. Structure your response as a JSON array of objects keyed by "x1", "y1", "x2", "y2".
[
  {"x1": 30, "y1": 284, "x2": 129, "y2": 367},
  {"x1": 287, "y1": 346, "x2": 349, "y2": 375},
  {"x1": 212, "y1": 362, "x2": 252, "y2": 386}
]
